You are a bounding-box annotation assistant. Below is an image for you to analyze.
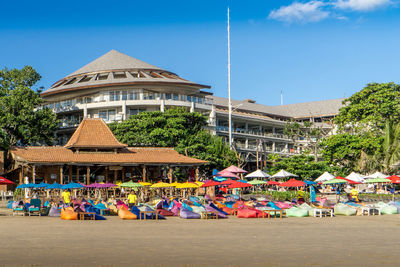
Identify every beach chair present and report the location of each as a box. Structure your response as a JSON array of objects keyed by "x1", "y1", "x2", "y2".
[
  {"x1": 28, "y1": 199, "x2": 42, "y2": 216},
  {"x1": 13, "y1": 201, "x2": 26, "y2": 216}
]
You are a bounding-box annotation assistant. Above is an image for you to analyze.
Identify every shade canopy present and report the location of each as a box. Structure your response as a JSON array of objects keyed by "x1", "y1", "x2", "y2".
[
  {"x1": 304, "y1": 180, "x2": 317, "y2": 185},
  {"x1": 222, "y1": 165, "x2": 247, "y2": 174},
  {"x1": 16, "y1": 183, "x2": 37, "y2": 189},
  {"x1": 150, "y1": 182, "x2": 172, "y2": 188},
  {"x1": 267, "y1": 181, "x2": 281, "y2": 185},
  {"x1": 220, "y1": 179, "x2": 236, "y2": 185},
  {"x1": 337, "y1": 176, "x2": 361, "y2": 185},
  {"x1": 387, "y1": 175, "x2": 400, "y2": 184},
  {"x1": 35, "y1": 182, "x2": 49, "y2": 188},
  {"x1": 323, "y1": 179, "x2": 348, "y2": 185},
  {"x1": 62, "y1": 182, "x2": 85, "y2": 189},
  {"x1": 280, "y1": 179, "x2": 306, "y2": 187},
  {"x1": 176, "y1": 182, "x2": 199, "y2": 189},
  {"x1": 47, "y1": 182, "x2": 63, "y2": 189},
  {"x1": 346, "y1": 172, "x2": 365, "y2": 183},
  {"x1": 0, "y1": 176, "x2": 15, "y2": 185},
  {"x1": 365, "y1": 171, "x2": 388, "y2": 179},
  {"x1": 213, "y1": 177, "x2": 227, "y2": 182},
  {"x1": 248, "y1": 179, "x2": 267, "y2": 185},
  {"x1": 120, "y1": 181, "x2": 143, "y2": 188},
  {"x1": 228, "y1": 181, "x2": 251, "y2": 189},
  {"x1": 201, "y1": 181, "x2": 221, "y2": 187},
  {"x1": 314, "y1": 172, "x2": 335, "y2": 182},
  {"x1": 215, "y1": 170, "x2": 240, "y2": 179},
  {"x1": 364, "y1": 178, "x2": 391, "y2": 183},
  {"x1": 139, "y1": 182, "x2": 152, "y2": 186},
  {"x1": 245, "y1": 169, "x2": 270, "y2": 179},
  {"x1": 271, "y1": 169, "x2": 298, "y2": 179}
]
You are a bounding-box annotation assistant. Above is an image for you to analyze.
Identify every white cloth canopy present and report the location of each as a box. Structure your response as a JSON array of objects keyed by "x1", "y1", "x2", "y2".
[
  {"x1": 346, "y1": 172, "x2": 366, "y2": 183},
  {"x1": 365, "y1": 171, "x2": 388, "y2": 179},
  {"x1": 314, "y1": 172, "x2": 335, "y2": 182},
  {"x1": 271, "y1": 169, "x2": 298, "y2": 179},
  {"x1": 245, "y1": 169, "x2": 271, "y2": 179}
]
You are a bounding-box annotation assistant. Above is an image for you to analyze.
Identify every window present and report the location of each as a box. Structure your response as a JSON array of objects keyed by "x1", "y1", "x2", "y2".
[
  {"x1": 121, "y1": 91, "x2": 128, "y2": 101},
  {"x1": 85, "y1": 97, "x2": 92, "y2": 103},
  {"x1": 99, "y1": 110, "x2": 108, "y2": 120},
  {"x1": 97, "y1": 73, "x2": 109, "y2": 80},
  {"x1": 165, "y1": 93, "x2": 172, "y2": 100},
  {"x1": 99, "y1": 110, "x2": 116, "y2": 121},
  {"x1": 193, "y1": 96, "x2": 197, "y2": 103},
  {"x1": 143, "y1": 92, "x2": 154, "y2": 100},
  {"x1": 129, "y1": 109, "x2": 145, "y2": 116},
  {"x1": 108, "y1": 110, "x2": 116, "y2": 121},
  {"x1": 180, "y1": 95, "x2": 186, "y2": 101},
  {"x1": 186, "y1": 95, "x2": 192, "y2": 102},
  {"x1": 128, "y1": 91, "x2": 138, "y2": 100},
  {"x1": 198, "y1": 97, "x2": 203, "y2": 104},
  {"x1": 173, "y1": 93, "x2": 179, "y2": 101},
  {"x1": 110, "y1": 91, "x2": 120, "y2": 101},
  {"x1": 113, "y1": 72, "x2": 127, "y2": 79}
]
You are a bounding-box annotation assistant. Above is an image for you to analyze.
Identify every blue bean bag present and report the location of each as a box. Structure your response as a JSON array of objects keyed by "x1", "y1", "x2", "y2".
[
  {"x1": 130, "y1": 206, "x2": 165, "y2": 220},
  {"x1": 6, "y1": 201, "x2": 13, "y2": 209},
  {"x1": 180, "y1": 207, "x2": 201, "y2": 219}
]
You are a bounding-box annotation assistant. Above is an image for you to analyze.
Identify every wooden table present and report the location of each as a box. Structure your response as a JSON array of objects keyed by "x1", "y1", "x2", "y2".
[
  {"x1": 361, "y1": 206, "x2": 381, "y2": 216},
  {"x1": 201, "y1": 211, "x2": 218, "y2": 219},
  {"x1": 79, "y1": 212, "x2": 96, "y2": 220},
  {"x1": 262, "y1": 209, "x2": 285, "y2": 219},
  {"x1": 139, "y1": 210, "x2": 159, "y2": 220}
]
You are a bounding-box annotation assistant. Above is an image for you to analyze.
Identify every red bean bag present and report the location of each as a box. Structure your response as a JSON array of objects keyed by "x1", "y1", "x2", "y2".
[
  {"x1": 222, "y1": 207, "x2": 234, "y2": 215},
  {"x1": 237, "y1": 208, "x2": 262, "y2": 218},
  {"x1": 157, "y1": 209, "x2": 175, "y2": 216}
]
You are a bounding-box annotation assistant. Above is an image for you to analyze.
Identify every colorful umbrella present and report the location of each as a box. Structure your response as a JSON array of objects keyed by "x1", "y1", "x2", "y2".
[
  {"x1": 47, "y1": 182, "x2": 63, "y2": 189},
  {"x1": 120, "y1": 181, "x2": 143, "y2": 188},
  {"x1": 364, "y1": 178, "x2": 391, "y2": 183},
  {"x1": 62, "y1": 182, "x2": 85, "y2": 189},
  {"x1": 337, "y1": 176, "x2": 361, "y2": 184},
  {"x1": 245, "y1": 169, "x2": 270, "y2": 179},
  {"x1": 35, "y1": 182, "x2": 49, "y2": 188},
  {"x1": 228, "y1": 181, "x2": 251, "y2": 189},
  {"x1": 387, "y1": 175, "x2": 400, "y2": 184},
  {"x1": 267, "y1": 181, "x2": 280, "y2": 186},
  {"x1": 215, "y1": 170, "x2": 240, "y2": 179},
  {"x1": 271, "y1": 169, "x2": 298, "y2": 179},
  {"x1": 139, "y1": 182, "x2": 152, "y2": 186},
  {"x1": 195, "y1": 181, "x2": 204, "y2": 186},
  {"x1": 248, "y1": 179, "x2": 267, "y2": 185},
  {"x1": 176, "y1": 182, "x2": 199, "y2": 189},
  {"x1": 150, "y1": 182, "x2": 172, "y2": 188},
  {"x1": 0, "y1": 176, "x2": 14, "y2": 185},
  {"x1": 201, "y1": 181, "x2": 221, "y2": 187},
  {"x1": 280, "y1": 179, "x2": 306, "y2": 187},
  {"x1": 323, "y1": 179, "x2": 348, "y2": 185},
  {"x1": 222, "y1": 165, "x2": 247, "y2": 174},
  {"x1": 219, "y1": 179, "x2": 236, "y2": 185}
]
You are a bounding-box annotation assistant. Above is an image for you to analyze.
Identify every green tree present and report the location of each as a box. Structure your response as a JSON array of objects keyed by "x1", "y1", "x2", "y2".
[
  {"x1": 0, "y1": 66, "x2": 58, "y2": 151},
  {"x1": 109, "y1": 108, "x2": 237, "y2": 175}
]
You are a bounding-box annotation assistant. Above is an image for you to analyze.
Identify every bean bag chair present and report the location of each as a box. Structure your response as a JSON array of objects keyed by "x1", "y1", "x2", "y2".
[
  {"x1": 376, "y1": 202, "x2": 398, "y2": 215},
  {"x1": 116, "y1": 200, "x2": 129, "y2": 210},
  {"x1": 173, "y1": 200, "x2": 182, "y2": 209},
  {"x1": 118, "y1": 206, "x2": 137, "y2": 220},
  {"x1": 61, "y1": 207, "x2": 78, "y2": 220},
  {"x1": 266, "y1": 202, "x2": 281, "y2": 210},
  {"x1": 131, "y1": 206, "x2": 165, "y2": 220},
  {"x1": 286, "y1": 207, "x2": 309, "y2": 217},
  {"x1": 180, "y1": 208, "x2": 201, "y2": 219},
  {"x1": 237, "y1": 208, "x2": 258, "y2": 218},
  {"x1": 209, "y1": 203, "x2": 228, "y2": 215},
  {"x1": 157, "y1": 209, "x2": 175, "y2": 216},
  {"x1": 7, "y1": 201, "x2": 14, "y2": 209},
  {"x1": 182, "y1": 202, "x2": 193, "y2": 211},
  {"x1": 275, "y1": 202, "x2": 291, "y2": 209},
  {"x1": 299, "y1": 203, "x2": 316, "y2": 216},
  {"x1": 205, "y1": 204, "x2": 227, "y2": 218},
  {"x1": 191, "y1": 206, "x2": 206, "y2": 214},
  {"x1": 169, "y1": 204, "x2": 180, "y2": 216},
  {"x1": 222, "y1": 207, "x2": 234, "y2": 215},
  {"x1": 388, "y1": 201, "x2": 400, "y2": 213},
  {"x1": 49, "y1": 206, "x2": 61, "y2": 217},
  {"x1": 334, "y1": 204, "x2": 356, "y2": 216}
]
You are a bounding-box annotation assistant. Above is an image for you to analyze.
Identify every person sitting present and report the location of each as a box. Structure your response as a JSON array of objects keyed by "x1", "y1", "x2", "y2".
[
  {"x1": 127, "y1": 191, "x2": 137, "y2": 209},
  {"x1": 296, "y1": 187, "x2": 306, "y2": 204},
  {"x1": 350, "y1": 187, "x2": 359, "y2": 202}
]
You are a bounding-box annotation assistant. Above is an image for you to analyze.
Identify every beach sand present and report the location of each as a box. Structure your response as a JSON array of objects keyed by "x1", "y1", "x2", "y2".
[{"x1": 0, "y1": 210, "x2": 399, "y2": 267}]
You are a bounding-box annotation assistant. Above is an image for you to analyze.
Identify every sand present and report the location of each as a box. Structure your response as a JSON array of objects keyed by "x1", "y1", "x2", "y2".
[{"x1": 0, "y1": 210, "x2": 399, "y2": 267}]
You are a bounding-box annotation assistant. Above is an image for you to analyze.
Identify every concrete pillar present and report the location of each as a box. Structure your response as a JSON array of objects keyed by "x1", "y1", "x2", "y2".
[
  {"x1": 285, "y1": 143, "x2": 288, "y2": 153},
  {"x1": 272, "y1": 142, "x2": 276, "y2": 152},
  {"x1": 190, "y1": 102, "x2": 195, "y2": 113},
  {"x1": 245, "y1": 139, "x2": 249, "y2": 149},
  {"x1": 160, "y1": 100, "x2": 165, "y2": 112},
  {"x1": 245, "y1": 123, "x2": 248, "y2": 133},
  {"x1": 272, "y1": 127, "x2": 276, "y2": 134},
  {"x1": 122, "y1": 101, "x2": 127, "y2": 120},
  {"x1": 83, "y1": 104, "x2": 88, "y2": 118}
]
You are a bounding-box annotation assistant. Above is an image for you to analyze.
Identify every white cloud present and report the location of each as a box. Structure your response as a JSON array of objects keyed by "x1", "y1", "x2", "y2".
[
  {"x1": 268, "y1": 1, "x2": 330, "y2": 23},
  {"x1": 333, "y1": 0, "x2": 392, "y2": 11}
]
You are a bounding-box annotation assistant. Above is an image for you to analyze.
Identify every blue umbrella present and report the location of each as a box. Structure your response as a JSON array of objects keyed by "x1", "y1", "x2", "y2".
[
  {"x1": 16, "y1": 184, "x2": 27, "y2": 189},
  {"x1": 35, "y1": 182, "x2": 49, "y2": 188},
  {"x1": 304, "y1": 180, "x2": 317, "y2": 185},
  {"x1": 212, "y1": 169, "x2": 219, "y2": 176},
  {"x1": 16, "y1": 183, "x2": 37, "y2": 189},
  {"x1": 213, "y1": 177, "x2": 227, "y2": 182},
  {"x1": 47, "y1": 182, "x2": 63, "y2": 189},
  {"x1": 62, "y1": 182, "x2": 85, "y2": 189}
]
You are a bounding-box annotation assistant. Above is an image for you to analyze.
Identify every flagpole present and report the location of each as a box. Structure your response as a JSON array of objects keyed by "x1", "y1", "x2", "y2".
[{"x1": 228, "y1": 7, "x2": 232, "y2": 149}]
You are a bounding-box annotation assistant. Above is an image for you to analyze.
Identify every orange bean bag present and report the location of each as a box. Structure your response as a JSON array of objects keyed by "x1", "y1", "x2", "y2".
[
  {"x1": 61, "y1": 207, "x2": 78, "y2": 220},
  {"x1": 118, "y1": 206, "x2": 137, "y2": 220},
  {"x1": 222, "y1": 206, "x2": 234, "y2": 215}
]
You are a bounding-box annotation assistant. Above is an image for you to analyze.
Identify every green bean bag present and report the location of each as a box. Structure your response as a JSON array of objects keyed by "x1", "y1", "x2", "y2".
[
  {"x1": 334, "y1": 204, "x2": 356, "y2": 216},
  {"x1": 376, "y1": 202, "x2": 398, "y2": 215},
  {"x1": 286, "y1": 207, "x2": 309, "y2": 217}
]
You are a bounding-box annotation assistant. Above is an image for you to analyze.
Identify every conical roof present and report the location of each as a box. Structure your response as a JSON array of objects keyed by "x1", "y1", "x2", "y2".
[
  {"x1": 69, "y1": 49, "x2": 164, "y2": 76},
  {"x1": 65, "y1": 118, "x2": 127, "y2": 149},
  {"x1": 245, "y1": 169, "x2": 271, "y2": 179},
  {"x1": 314, "y1": 171, "x2": 335, "y2": 182},
  {"x1": 271, "y1": 169, "x2": 298, "y2": 179}
]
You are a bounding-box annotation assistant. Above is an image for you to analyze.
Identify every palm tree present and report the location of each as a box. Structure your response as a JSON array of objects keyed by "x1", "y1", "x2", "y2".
[{"x1": 380, "y1": 121, "x2": 400, "y2": 173}]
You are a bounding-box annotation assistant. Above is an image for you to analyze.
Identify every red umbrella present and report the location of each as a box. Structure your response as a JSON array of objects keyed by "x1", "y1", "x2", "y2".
[
  {"x1": 267, "y1": 181, "x2": 280, "y2": 185},
  {"x1": 222, "y1": 165, "x2": 247, "y2": 174},
  {"x1": 215, "y1": 170, "x2": 240, "y2": 179},
  {"x1": 0, "y1": 176, "x2": 15, "y2": 185},
  {"x1": 280, "y1": 179, "x2": 306, "y2": 187},
  {"x1": 228, "y1": 181, "x2": 251, "y2": 189},
  {"x1": 337, "y1": 176, "x2": 361, "y2": 185},
  {"x1": 220, "y1": 179, "x2": 236, "y2": 185},
  {"x1": 201, "y1": 181, "x2": 221, "y2": 187},
  {"x1": 387, "y1": 175, "x2": 400, "y2": 184}
]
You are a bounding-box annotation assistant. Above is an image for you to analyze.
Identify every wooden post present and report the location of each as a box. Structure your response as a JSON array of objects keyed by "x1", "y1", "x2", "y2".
[
  {"x1": 105, "y1": 167, "x2": 109, "y2": 183},
  {"x1": 86, "y1": 166, "x2": 90, "y2": 185},
  {"x1": 195, "y1": 167, "x2": 199, "y2": 181},
  {"x1": 122, "y1": 167, "x2": 125, "y2": 182},
  {"x1": 76, "y1": 166, "x2": 79, "y2": 183},
  {"x1": 60, "y1": 166, "x2": 63, "y2": 184},
  {"x1": 32, "y1": 165, "x2": 36, "y2": 184},
  {"x1": 114, "y1": 170, "x2": 117, "y2": 183},
  {"x1": 69, "y1": 166, "x2": 73, "y2": 183},
  {"x1": 19, "y1": 166, "x2": 23, "y2": 184},
  {"x1": 143, "y1": 165, "x2": 147, "y2": 182},
  {"x1": 168, "y1": 167, "x2": 173, "y2": 183}
]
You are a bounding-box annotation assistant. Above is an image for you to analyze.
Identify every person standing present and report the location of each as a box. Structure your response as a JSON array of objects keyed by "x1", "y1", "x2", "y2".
[
  {"x1": 127, "y1": 191, "x2": 137, "y2": 209},
  {"x1": 62, "y1": 189, "x2": 71, "y2": 205}
]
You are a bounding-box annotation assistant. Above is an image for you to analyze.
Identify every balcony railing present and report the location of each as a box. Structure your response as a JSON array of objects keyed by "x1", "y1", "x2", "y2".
[{"x1": 215, "y1": 126, "x2": 290, "y2": 140}]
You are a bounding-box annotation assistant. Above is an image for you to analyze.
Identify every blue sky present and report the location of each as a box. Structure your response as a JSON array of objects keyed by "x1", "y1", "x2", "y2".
[{"x1": 1, "y1": 0, "x2": 400, "y2": 105}]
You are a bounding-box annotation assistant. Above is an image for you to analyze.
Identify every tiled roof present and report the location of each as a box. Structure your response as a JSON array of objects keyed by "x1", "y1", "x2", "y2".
[
  {"x1": 11, "y1": 147, "x2": 206, "y2": 165},
  {"x1": 64, "y1": 118, "x2": 127, "y2": 149}
]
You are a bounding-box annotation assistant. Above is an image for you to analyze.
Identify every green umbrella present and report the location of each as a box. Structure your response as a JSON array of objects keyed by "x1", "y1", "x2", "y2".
[
  {"x1": 120, "y1": 181, "x2": 143, "y2": 188},
  {"x1": 323, "y1": 179, "x2": 348, "y2": 185},
  {"x1": 365, "y1": 178, "x2": 391, "y2": 183},
  {"x1": 248, "y1": 179, "x2": 267, "y2": 185}
]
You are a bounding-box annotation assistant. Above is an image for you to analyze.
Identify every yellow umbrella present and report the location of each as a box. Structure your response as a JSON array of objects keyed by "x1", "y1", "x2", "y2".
[
  {"x1": 139, "y1": 182, "x2": 152, "y2": 186},
  {"x1": 170, "y1": 182, "x2": 181, "y2": 187},
  {"x1": 176, "y1": 182, "x2": 200, "y2": 189},
  {"x1": 150, "y1": 182, "x2": 172, "y2": 188},
  {"x1": 195, "y1": 181, "x2": 204, "y2": 186}
]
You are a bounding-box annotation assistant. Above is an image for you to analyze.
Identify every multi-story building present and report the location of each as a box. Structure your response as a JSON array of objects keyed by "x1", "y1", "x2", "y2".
[{"x1": 40, "y1": 50, "x2": 343, "y2": 168}]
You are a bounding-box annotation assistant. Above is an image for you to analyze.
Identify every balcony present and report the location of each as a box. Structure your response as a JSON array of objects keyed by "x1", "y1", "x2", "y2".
[{"x1": 215, "y1": 126, "x2": 291, "y2": 141}]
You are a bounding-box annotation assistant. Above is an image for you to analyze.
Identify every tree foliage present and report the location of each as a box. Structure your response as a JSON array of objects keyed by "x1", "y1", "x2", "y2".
[
  {"x1": 109, "y1": 108, "x2": 237, "y2": 174},
  {"x1": 0, "y1": 66, "x2": 58, "y2": 150},
  {"x1": 267, "y1": 154, "x2": 344, "y2": 180}
]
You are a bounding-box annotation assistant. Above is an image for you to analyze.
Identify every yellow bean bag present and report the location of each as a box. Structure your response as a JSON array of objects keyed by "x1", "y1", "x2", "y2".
[
  {"x1": 118, "y1": 206, "x2": 137, "y2": 220},
  {"x1": 61, "y1": 207, "x2": 78, "y2": 220}
]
